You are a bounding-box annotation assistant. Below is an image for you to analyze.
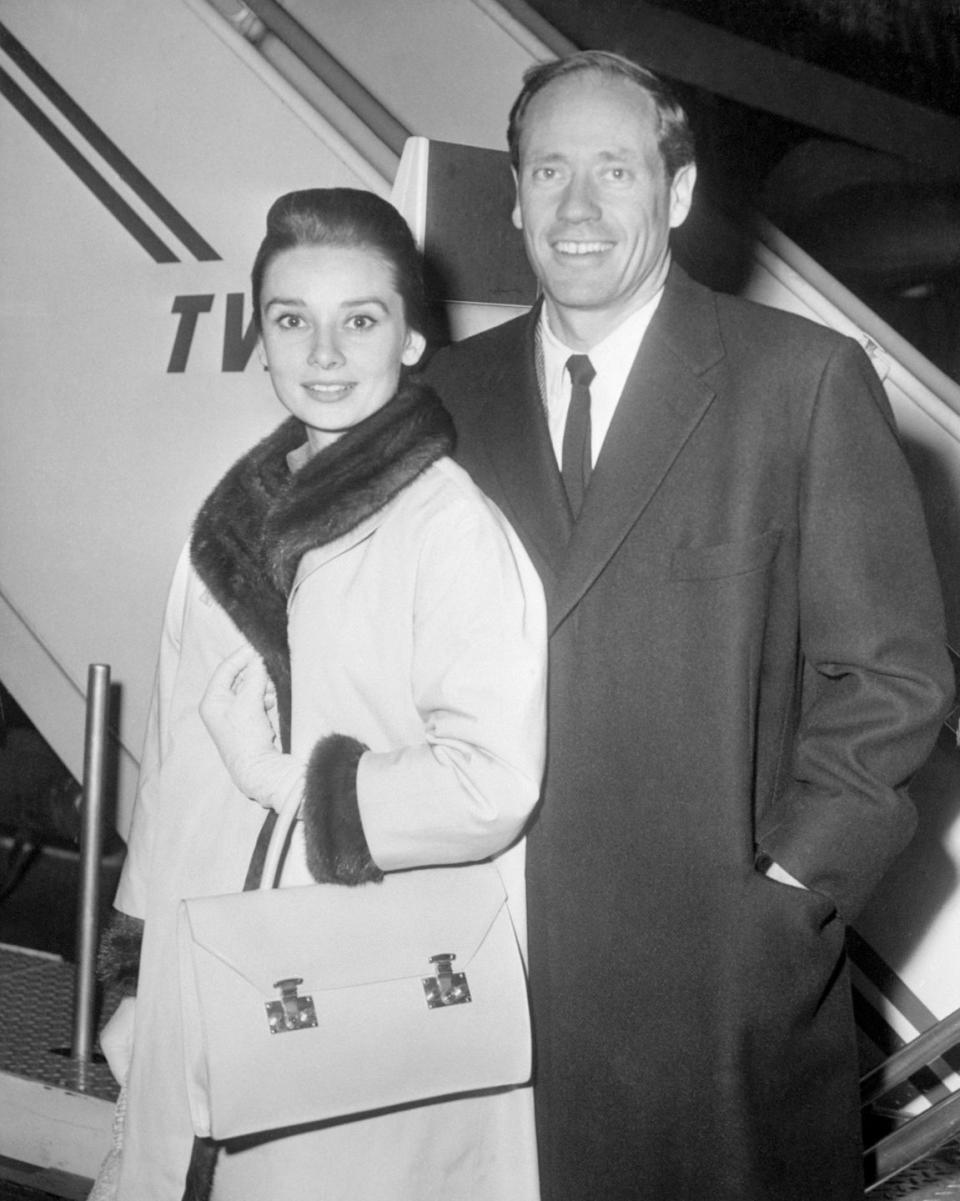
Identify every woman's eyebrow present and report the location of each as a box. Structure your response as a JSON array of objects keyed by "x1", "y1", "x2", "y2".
[
  {"x1": 339, "y1": 296, "x2": 389, "y2": 310},
  {"x1": 263, "y1": 295, "x2": 305, "y2": 310}
]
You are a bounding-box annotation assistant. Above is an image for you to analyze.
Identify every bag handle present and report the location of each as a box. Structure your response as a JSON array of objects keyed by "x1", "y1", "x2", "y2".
[{"x1": 257, "y1": 786, "x2": 302, "y2": 892}]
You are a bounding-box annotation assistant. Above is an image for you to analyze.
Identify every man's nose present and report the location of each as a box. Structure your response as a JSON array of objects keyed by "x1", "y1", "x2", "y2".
[
  {"x1": 307, "y1": 326, "x2": 344, "y2": 368},
  {"x1": 557, "y1": 174, "x2": 601, "y2": 222}
]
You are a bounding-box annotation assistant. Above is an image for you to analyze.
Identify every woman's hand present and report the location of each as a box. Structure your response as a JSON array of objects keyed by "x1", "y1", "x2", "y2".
[
  {"x1": 100, "y1": 995, "x2": 136, "y2": 1086},
  {"x1": 200, "y1": 647, "x2": 304, "y2": 811}
]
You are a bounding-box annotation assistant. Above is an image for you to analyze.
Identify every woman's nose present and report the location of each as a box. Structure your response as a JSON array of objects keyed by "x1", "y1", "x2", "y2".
[
  {"x1": 307, "y1": 327, "x2": 344, "y2": 367},
  {"x1": 557, "y1": 174, "x2": 601, "y2": 222}
]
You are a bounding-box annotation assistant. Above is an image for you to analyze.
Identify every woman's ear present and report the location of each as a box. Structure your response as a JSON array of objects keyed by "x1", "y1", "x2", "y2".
[
  {"x1": 401, "y1": 330, "x2": 427, "y2": 368},
  {"x1": 256, "y1": 337, "x2": 269, "y2": 372}
]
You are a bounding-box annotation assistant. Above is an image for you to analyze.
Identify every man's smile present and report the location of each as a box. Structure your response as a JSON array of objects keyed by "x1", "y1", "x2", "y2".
[{"x1": 552, "y1": 239, "x2": 614, "y2": 256}]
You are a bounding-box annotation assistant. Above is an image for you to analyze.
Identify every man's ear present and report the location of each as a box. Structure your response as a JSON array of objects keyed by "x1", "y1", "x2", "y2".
[
  {"x1": 401, "y1": 329, "x2": 427, "y2": 367},
  {"x1": 668, "y1": 162, "x2": 697, "y2": 230},
  {"x1": 511, "y1": 167, "x2": 523, "y2": 231}
]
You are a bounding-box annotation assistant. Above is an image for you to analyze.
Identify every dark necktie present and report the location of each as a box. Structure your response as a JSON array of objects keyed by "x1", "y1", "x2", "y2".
[{"x1": 562, "y1": 354, "x2": 596, "y2": 517}]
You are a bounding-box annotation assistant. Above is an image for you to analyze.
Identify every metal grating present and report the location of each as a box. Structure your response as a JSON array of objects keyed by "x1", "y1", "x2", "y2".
[{"x1": 0, "y1": 946, "x2": 118, "y2": 1100}]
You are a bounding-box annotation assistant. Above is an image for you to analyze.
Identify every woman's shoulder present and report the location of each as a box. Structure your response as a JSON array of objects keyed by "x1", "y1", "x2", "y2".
[
  {"x1": 401, "y1": 455, "x2": 502, "y2": 521},
  {"x1": 389, "y1": 459, "x2": 542, "y2": 607},
  {"x1": 382, "y1": 457, "x2": 522, "y2": 558},
  {"x1": 426, "y1": 454, "x2": 489, "y2": 495}
]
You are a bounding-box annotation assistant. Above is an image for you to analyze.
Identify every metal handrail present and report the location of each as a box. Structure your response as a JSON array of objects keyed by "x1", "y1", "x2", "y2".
[
  {"x1": 861, "y1": 1006, "x2": 960, "y2": 1107},
  {"x1": 72, "y1": 663, "x2": 111, "y2": 1073},
  {"x1": 239, "y1": 0, "x2": 409, "y2": 155},
  {"x1": 862, "y1": 1004, "x2": 960, "y2": 1189},
  {"x1": 866, "y1": 1090, "x2": 960, "y2": 1190}
]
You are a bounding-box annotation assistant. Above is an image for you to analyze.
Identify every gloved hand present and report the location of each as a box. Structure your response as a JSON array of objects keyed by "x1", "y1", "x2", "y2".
[
  {"x1": 200, "y1": 646, "x2": 305, "y2": 811},
  {"x1": 100, "y1": 995, "x2": 136, "y2": 1086}
]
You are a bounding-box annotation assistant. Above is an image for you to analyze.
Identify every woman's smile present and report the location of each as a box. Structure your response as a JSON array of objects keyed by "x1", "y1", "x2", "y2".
[{"x1": 303, "y1": 381, "x2": 356, "y2": 397}]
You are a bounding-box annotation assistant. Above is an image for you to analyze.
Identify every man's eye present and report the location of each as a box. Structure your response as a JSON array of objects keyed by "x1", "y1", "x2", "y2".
[{"x1": 532, "y1": 167, "x2": 558, "y2": 181}]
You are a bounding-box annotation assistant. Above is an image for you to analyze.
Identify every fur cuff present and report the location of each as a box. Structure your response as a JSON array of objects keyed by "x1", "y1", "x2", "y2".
[
  {"x1": 302, "y1": 735, "x2": 383, "y2": 886},
  {"x1": 97, "y1": 912, "x2": 144, "y2": 996}
]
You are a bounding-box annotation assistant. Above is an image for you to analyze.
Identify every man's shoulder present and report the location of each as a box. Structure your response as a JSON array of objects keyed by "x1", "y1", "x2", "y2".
[
  {"x1": 740, "y1": 310, "x2": 859, "y2": 389},
  {"x1": 673, "y1": 266, "x2": 849, "y2": 357},
  {"x1": 659, "y1": 267, "x2": 882, "y2": 419},
  {"x1": 720, "y1": 290, "x2": 843, "y2": 348},
  {"x1": 426, "y1": 310, "x2": 531, "y2": 377}
]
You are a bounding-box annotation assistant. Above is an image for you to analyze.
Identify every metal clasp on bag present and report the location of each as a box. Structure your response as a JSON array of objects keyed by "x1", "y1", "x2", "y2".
[
  {"x1": 265, "y1": 976, "x2": 318, "y2": 1034},
  {"x1": 422, "y1": 953, "x2": 471, "y2": 1009}
]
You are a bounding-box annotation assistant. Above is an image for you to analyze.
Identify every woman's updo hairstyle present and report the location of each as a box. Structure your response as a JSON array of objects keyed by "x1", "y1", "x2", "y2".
[{"x1": 251, "y1": 188, "x2": 428, "y2": 336}]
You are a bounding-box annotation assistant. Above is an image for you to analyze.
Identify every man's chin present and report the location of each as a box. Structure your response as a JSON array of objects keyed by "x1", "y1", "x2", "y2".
[{"x1": 541, "y1": 280, "x2": 619, "y2": 312}]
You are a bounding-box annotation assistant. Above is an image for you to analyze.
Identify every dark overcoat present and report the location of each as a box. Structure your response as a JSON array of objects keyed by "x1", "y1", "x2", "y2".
[{"x1": 425, "y1": 264, "x2": 953, "y2": 1201}]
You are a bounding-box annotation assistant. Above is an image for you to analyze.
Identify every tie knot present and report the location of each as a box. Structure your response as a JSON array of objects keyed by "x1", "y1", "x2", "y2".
[{"x1": 566, "y1": 354, "x2": 596, "y2": 389}]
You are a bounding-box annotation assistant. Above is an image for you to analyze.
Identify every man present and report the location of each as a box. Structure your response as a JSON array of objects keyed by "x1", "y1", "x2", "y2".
[{"x1": 425, "y1": 50, "x2": 953, "y2": 1201}]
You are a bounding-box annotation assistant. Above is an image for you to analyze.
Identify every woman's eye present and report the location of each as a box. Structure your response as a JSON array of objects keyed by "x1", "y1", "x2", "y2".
[
  {"x1": 347, "y1": 314, "x2": 376, "y2": 330},
  {"x1": 277, "y1": 313, "x2": 305, "y2": 330}
]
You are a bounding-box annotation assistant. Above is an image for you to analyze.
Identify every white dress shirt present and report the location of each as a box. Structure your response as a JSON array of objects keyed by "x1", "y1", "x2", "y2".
[{"x1": 539, "y1": 289, "x2": 664, "y2": 469}]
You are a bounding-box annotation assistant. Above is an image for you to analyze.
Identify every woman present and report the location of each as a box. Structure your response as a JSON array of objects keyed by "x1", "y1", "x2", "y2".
[{"x1": 95, "y1": 188, "x2": 546, "y2": 1200}]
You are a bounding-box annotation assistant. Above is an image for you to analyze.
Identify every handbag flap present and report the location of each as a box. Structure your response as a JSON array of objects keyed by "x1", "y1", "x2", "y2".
[{"x1": 179, "y1": 861, "x2": 510, "y2": 997}]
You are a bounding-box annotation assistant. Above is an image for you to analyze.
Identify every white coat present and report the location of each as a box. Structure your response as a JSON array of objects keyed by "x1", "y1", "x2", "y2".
[{"x1": 106, "y1": 397, "x2": 546, "y2": 1201}]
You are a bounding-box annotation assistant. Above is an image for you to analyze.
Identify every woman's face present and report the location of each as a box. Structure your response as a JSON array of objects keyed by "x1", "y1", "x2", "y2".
[{"x1": 258, "y1": 243, "x2": 426, "y2": 453}]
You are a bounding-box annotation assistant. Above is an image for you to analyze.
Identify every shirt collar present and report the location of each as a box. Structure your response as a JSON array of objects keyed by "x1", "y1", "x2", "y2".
[{"x1": 539, "y1": 287, "x2": 664, "y2": 396}]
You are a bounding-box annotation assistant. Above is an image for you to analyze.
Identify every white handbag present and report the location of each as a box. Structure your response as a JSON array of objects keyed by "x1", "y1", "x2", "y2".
[{"x1": 176, "y1": 792, "x2": 532, "y2": 1141}]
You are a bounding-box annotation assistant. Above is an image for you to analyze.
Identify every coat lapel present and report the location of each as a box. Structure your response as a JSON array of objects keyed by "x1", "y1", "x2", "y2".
[
  {"x1": 288, "y1": 510, "x2": 382, "y2": 602},
  {"x1": 470, "y1": 306, "x2": 571, "y2": 580},
  {"x1": 549, "y1": 267, "x2": 723, "y2": 632}
]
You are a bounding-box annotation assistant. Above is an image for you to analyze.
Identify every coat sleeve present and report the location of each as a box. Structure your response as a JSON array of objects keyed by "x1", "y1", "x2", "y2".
[
  {"x1": 756, "y1": 339, "x2": 953, "y2": 920},
  {"x1": 112, "y1": 543, "x2": 193, "y2": 920},
  {"x1": 303, "y1": 494, "x2": 548, "y2": 875}
]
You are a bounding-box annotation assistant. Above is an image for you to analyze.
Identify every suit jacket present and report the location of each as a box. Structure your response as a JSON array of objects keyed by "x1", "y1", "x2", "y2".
[{"x1": 425, "y1": 263, "x2": 953, "y2": 1201}]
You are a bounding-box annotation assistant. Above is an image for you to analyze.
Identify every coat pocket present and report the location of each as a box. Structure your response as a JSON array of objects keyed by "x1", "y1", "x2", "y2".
[{"x1": 670, "y1": 527, "x2": 782, "y2": 581}]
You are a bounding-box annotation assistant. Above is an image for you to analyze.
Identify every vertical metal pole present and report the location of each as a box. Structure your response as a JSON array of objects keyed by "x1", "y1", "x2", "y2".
[{"x1": 73, "y1": 662, "x2": 111, "y2": 1067}]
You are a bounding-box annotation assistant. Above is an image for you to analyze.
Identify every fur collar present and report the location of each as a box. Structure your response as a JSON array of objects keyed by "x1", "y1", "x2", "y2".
[{"x1": 190, "y1": 377, "x2": 454, "y2": 742}]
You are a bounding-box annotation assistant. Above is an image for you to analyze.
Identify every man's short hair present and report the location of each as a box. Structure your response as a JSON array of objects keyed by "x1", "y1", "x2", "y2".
[{"x1": 507, "y1": 50, "x2": 695, "y2": 181}]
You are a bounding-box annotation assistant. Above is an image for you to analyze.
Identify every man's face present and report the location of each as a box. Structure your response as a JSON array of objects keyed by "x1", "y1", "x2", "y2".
[{"x1": 512, "y1": 71, "x2": 695, "y2": 347}]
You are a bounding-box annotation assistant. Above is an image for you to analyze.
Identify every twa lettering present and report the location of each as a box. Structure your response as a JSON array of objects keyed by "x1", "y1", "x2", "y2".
[{"x1": 168, "y1": 293, "x2": 258, "y2": 373}]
